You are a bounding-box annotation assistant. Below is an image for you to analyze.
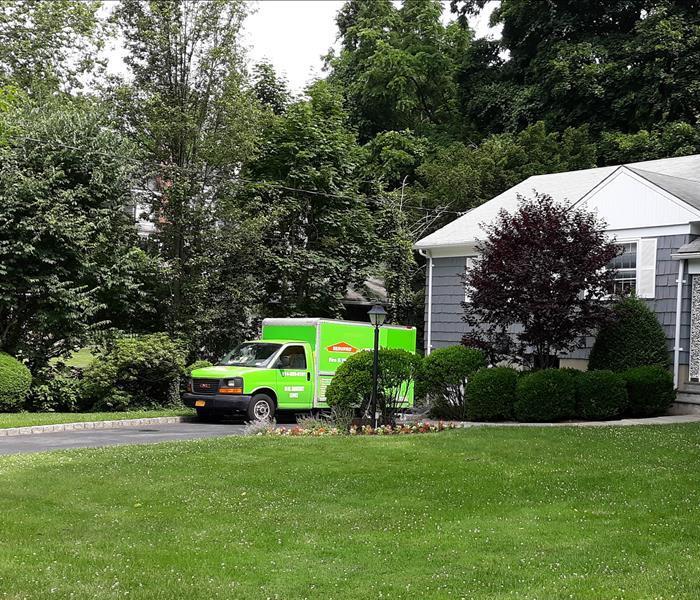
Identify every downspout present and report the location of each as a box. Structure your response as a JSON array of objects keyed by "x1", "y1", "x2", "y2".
[
  {"x1": 418, "y1": 249, "x2": 433, "y2": 355},
  {"x1": 673, "y1": 258, "x2": 686, "y2": 389}
]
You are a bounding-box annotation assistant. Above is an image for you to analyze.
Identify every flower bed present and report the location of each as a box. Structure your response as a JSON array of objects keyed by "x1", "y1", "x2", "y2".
[{"x1": 254, "y1": 421, "x2": 456, "y2": 437}]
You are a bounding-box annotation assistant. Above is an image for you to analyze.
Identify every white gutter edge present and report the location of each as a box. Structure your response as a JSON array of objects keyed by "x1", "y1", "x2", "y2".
[
  {"x1": 673, "y1": 258, "x2": 686, "y2": 389},
  {"x1": 418, "y1": 249, "x2": 433, "y2": 355}
]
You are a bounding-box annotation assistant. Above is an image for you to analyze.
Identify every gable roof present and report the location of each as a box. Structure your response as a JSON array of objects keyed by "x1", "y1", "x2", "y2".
[
  {"x1": 415, "y1": 154, "x2": 700, "y2": 250},
  {"x1": 626, "y1": 168, "x2": 700, "y2": 211}
]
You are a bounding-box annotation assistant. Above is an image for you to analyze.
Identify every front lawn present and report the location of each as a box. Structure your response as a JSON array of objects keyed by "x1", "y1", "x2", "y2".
[
  {"x1": 1, "y1": 425, "x2": 700, "y2": 598},
  {"x1": 0, "y1": 409, "x2": 194, "y2": 429}
]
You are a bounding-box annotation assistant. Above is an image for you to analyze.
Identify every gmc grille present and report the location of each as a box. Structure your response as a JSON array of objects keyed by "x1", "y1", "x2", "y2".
[{"x1": 192, "y1": 379, "x2": 219, "y2": 395}]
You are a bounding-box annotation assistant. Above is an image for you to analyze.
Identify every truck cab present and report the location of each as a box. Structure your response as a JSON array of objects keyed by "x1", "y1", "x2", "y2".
[{"x1": 183, "y1": 340, "x2": 316, "y2": 421}]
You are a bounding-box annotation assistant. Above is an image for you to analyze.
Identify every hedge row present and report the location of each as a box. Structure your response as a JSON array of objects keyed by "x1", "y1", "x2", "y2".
[
  {"x1": 3, "y1": 334, "x2": 211, "y2": 413},
  {"x1": 464, "y1": 365, "x2": 674, "y2": 422}
]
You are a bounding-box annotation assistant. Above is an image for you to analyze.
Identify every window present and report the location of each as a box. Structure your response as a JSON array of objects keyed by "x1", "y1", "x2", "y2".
[
  {"x1": 609, "y1": 242, "x2": 637, "y2": 295},
  {"x1": 278, "y1": 346, "x2": 307, "y2": 370},
  {"x1": 218, "y1": 343, "x2": 281, "y2": 367}
]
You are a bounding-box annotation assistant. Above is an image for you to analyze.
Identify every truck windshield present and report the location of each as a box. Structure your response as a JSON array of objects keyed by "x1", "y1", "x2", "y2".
[{"x1": 218, "y1": 343, "x2": 282, "y2": 367}]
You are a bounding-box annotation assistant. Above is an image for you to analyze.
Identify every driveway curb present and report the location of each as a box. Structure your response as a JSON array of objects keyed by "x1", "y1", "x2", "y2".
[
  {"x1": 0, "y1": 416, "x2": 195, "y2": 437},
  {"x1": 422, "y1": 414, "x2": 700, "y2": 428}
]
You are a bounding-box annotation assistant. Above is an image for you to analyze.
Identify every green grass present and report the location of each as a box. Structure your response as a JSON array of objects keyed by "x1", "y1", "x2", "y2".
[
  {"x1": 0, "y1": 409, "x2": 194, "y2": 429},
  {"x1": 2, "y1": 426, "x2": 700, "y2": 599},
  {"x1": 50, "y1": 347, "x2": 96, "y2": 369}
]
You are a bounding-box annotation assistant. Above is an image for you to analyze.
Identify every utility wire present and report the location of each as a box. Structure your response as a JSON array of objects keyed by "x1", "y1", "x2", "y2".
[{"x1": 13, "y1": 135, "x2": 467, "y2": 216}]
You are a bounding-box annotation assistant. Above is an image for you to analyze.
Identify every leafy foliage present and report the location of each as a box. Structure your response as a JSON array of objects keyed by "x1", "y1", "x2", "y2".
[
  {"x1": 589, "y1": 296, "x2": 670, "y2": 372},
  {"x1": 514, "y1": 369, "x2": 577, "y2": 422},
  {"x1": 419, "y1": 346, "x2": 485, "y2": 419},
  {"x1": 576, "y1": 370, "x2": 628, "y2": 420},
  {"x1": 329, "y1": 0, "x2": 470, "y2": 142},
  {"x1": 113, "y1": 0, "x2": 264, "y2": 352},
  {"x1": 466, "y1": 366, "x2": 518, "y2": 421},
  {"x1": 326, "y1": 349, "x2": 422, "y2": 425},
  {"x1": 450, "y1": 1, "x2": 700, "y2": 138},
  {"x1": 242, "y1": 81, "x2": 374, "y2": 318},
  {"x1": 0, "y1": 352, "x2": 31, "y2": 412},
  {"x1": 82, "y1": 334, "x2": 186, "y2": 411},
  {"x1": 463, "y1": 193, "x2": 620, "y2": 368},
  {"x1": 0, "y1": 100, "x2": 153, "y2": 370},
  {"x1": 26, "y1": 366, "x2": 83, "y2": 413},
  {"x1": 622, "y1": 366, "x2": 675, "y2": 417},
  {"x1": 0, "y1": 0, "x2": 105, "y2": 94}
]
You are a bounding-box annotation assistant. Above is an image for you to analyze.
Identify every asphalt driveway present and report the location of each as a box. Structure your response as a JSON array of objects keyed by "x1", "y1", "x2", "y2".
[{"x1": 0, "y1": 422, "x2": 247, "y2": 456}]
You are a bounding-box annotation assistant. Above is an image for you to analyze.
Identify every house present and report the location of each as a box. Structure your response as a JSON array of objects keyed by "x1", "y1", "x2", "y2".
[{"x1": 414, "y1": 154, "x2": 700, "y2": 410}]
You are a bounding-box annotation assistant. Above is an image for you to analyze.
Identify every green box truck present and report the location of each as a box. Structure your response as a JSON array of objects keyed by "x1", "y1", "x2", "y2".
[{"x1": 183, "y1": 318, "x2": 416, "y2": 421}]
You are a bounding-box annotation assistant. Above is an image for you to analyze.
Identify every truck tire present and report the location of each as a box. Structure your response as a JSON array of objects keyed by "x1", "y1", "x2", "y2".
[
  {"x1": 196, "y1": 407, "x2": 219, "y2": 422},
  {"x1": 247, "y1": 394, "x2": 275, "y2": 421}
]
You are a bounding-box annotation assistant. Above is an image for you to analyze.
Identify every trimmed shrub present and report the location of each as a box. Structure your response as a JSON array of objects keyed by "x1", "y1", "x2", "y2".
[
  {"x1": 589, "y1": 296, "x2": 669, "y2": 372},
  {"x1": 326, "y1": 349, "x2": 422, "y2": 425},
  {"x1": 515, "y1": 369, "x2": 576, "y2": 422},
  {"x1": 186, "y1": 360, "x2": 213, "y2": 375},
  {"x1": 0, "y1": 352, "x2": 32, "y2": 412},
  {"x1": 576, "y1": 370, "x2": 628, "y2": 420},
  {"x1": 622, "y1": 366, "x2": 674, "y2": 417},
  {"x1": 466, "y1": 367, "x2": 518, "y2": 421},
  {"x1": 82, "y1": 333, "x2": 186, "y2": 411},
  {"x1": 419, "y1": 346, "x2": 485, "y2": 419},
  {"x1": 26, "y1": 367, "x2": 84, "y2": 412}
]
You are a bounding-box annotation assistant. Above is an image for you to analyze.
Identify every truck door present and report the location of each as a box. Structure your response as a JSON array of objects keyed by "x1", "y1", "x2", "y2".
[{"x1": 275, "y1": 344, "x2": 313, "y2": 409}]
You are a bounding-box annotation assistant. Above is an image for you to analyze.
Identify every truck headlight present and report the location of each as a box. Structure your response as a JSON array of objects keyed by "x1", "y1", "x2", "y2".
[{"x1": 220, "y1": 377, "x2": 243, "y2": 395}]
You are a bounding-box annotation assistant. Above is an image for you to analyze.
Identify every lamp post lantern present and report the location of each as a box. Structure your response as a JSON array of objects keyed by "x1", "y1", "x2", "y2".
[{"x1": 368, "y1": 304, "x2": 387, "y2": 428}]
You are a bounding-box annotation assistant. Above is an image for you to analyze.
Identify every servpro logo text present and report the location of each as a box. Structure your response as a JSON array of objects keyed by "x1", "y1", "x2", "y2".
[{"x1": 327, "y1": 341, "x2": 357, "y2": 353}]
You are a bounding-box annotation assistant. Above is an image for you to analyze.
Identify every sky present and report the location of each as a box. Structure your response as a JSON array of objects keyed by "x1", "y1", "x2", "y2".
[{"x1": 105, "y1": 1, "x2": 500, "y2": 93}]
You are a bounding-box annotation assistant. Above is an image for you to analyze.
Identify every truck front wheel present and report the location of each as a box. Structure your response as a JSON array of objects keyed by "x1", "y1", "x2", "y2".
[{"x1": 248, "y1": 394, "x2": 275, "y2": 421}]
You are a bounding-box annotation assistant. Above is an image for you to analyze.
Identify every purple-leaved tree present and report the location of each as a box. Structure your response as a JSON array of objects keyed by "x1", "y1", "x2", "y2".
[{"x1": 462, "y1": 192, "x2": 620, "y2": 369}]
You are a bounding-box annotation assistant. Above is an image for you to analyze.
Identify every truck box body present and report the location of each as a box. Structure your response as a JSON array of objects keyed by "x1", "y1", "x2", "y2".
[{"x1": 261, "y1": 318, "x2": 417, "y2": 407}]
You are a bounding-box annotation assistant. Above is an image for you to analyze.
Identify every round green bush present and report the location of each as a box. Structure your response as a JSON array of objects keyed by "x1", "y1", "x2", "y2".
[
  {"x1": 419, "y1": 346, "x2": 485, "y2": 419},
  {"x1": 576, "y1": 370, "x2": 628, "y2": 420},
  {"x1": 466, "y1": 367, "x2": 518, "y2": 421},
  {"x1": 0, "y1": 352, "x2": 32, "y2": 412},
  {"x1": 326, "y1": 349, "x2": 421, "y2": 424},
  {"x1": 622, "y1": 366, "x2": 674, "y2": 417},
  {"x1": 514, "y1": 369, "x2": 576, "y2": 422},
  {"x1": 589, "y1": 296, "x2": 669, "y2": 372},
  {"x1": 82, "y1": 333, "x2": 186, "y2": 410}
]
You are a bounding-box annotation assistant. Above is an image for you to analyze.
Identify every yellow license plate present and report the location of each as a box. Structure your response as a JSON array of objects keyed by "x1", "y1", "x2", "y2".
[{"x1": 195, "y1": 400, "x2": 206, "y2": 407}]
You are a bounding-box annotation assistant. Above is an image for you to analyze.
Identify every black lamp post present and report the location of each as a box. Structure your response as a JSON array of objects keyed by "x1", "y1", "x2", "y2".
[{"x1": 368, "y1": 304, "x2": 387, "y2": 428}]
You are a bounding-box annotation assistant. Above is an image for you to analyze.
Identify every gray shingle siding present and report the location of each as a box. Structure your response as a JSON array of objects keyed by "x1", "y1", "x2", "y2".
[{"x1": 425, "y1": 234, "x2": 694, "y2": 363}]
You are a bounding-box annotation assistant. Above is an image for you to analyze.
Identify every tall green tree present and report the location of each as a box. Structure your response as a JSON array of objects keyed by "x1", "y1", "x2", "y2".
[
  {"x1": 252, "y1": 61, "x2": 291, "y2": 116},
  {"x1": 451, "y1": 0, "x2": 700, "y2": 134},
  {"x1": 329, "y1": 0, "x2": 472, "y2": 142},
  {"x1": 242, "y1": 81, "x2": 374, "y2": 317},
  {"x1": 0, "y1": 100, "x2": 152, "y2": 370},
  {"x1": 0, "y1": 0, "x2": 105, "y2": 94},
  {"x1": 113, "y1": 0, "x2": 264, "y2": 347}
]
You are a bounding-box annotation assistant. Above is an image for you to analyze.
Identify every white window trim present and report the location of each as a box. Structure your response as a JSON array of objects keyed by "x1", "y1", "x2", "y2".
[{"x1": 611, "y1": 237, "x2": 657, "y2": 299}]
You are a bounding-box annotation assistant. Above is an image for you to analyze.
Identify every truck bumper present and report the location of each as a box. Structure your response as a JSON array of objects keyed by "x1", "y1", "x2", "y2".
[{"x1": 182, "y1": 393, "x2": 252, "y2": 413}]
